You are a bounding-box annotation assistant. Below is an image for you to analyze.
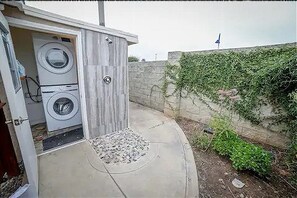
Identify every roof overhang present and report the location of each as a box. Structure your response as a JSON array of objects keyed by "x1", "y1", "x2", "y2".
[{"x1": 1, "y1": 1, "x2": 138, "y2": 45}]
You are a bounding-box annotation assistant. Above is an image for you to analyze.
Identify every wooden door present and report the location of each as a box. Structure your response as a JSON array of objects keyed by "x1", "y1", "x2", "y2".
[{"x1": 0, "y1": 11, "x2": 38, "y2": 197}]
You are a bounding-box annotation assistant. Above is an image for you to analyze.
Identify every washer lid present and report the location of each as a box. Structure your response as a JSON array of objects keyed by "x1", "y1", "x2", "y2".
[
  {"x1": 38, "y1": 42, "x2": 74, "y2": 74},
  {"x1": 47, "y1": 92, "x2": 79, "y2": 121}
]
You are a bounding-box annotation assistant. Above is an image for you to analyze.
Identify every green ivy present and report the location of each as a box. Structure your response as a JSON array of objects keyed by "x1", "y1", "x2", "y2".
[
  {"x1": 164, "y1": 45, "x2": 297, "y2": 177},
  {"x1": 177, "y1": 47, "x2": 297, "y2": 124}
]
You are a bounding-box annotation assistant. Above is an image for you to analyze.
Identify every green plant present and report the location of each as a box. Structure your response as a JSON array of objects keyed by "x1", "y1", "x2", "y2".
[
  {"x1": 173, "y1": 47, "x2": 297, "y2": 126},
  {"x1": 128, "y1": 56, "x2": 139, "y2": 62},
  {"x1": 287, "y1": 137, "x2": 297, "y2": 183},
  {"x1": 287, "y1": 91, "x2": 297, "y2": 181},
  {"x1": 210, "y1": 116, "x2": 240, "y2": 156},
  {"x1": 164, "y1": 45, "x2": 297, "y2": 178},
  {"x1": 210, "y1": 116, "x2": 272, "y2": 175},
  {"x1": 191, "y1": 133, "x2": 211, "y2": 150},
  {"x1": 231, "y1": 141, "x2": 272, "y2": 176},
  {"x1": 209, "y1": 115, "x2": 233, "y2": 134},
  {"x1": 212, "y1": 130, "x2": 240, "y2": 156}
]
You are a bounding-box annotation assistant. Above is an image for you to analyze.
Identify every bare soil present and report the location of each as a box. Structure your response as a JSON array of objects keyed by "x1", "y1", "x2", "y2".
[{"x1": 176, "y1": 117, "x2": 297, "y2": 198}]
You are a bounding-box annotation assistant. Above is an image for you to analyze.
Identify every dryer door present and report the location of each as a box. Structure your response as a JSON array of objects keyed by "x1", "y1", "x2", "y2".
[
  {"x1": 47, "y1": 92, "x2": 79, "y2": 121},
  {"x1": 38, "y1": 42, "x2": 74, "y2": 74}
]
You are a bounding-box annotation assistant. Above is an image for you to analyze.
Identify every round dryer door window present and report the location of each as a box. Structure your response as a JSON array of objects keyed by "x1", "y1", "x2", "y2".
[
  {"x1": 46, "y1": 48, "x2": 69, "y2": 69},
  {"x1": 38, "y1": 42, "x2": 74, "y2": 74},
  {"x1": 47, "y1": 92, "x2": 79, "y2": 121}
]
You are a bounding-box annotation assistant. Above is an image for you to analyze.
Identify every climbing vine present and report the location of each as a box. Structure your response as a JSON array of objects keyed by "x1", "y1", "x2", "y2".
[{"x1": 163, "y1": 45, "x2": 297, "y2": 179}]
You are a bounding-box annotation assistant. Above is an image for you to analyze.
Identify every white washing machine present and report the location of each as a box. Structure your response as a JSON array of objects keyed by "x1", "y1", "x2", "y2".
[
  {"x1": 33, "y1": 33, "x2": 78, "y2": 86},
  {"x1": 41, "y1": 85, "x2": 82, "y2": 132}
]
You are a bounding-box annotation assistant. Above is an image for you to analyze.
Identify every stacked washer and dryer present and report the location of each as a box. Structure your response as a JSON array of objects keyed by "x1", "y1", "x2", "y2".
[{"x1": 32, "y1": 33, "x2": 82, "y2": 132}]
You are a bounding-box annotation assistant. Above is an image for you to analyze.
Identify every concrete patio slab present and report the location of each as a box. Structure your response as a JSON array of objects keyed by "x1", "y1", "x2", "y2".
[
  {"x1": 38, "y1": 142, "x2": 123, "y2": 197},
  {"x1": 38, "y1": 102, "x2": 198, "y2": 197}
]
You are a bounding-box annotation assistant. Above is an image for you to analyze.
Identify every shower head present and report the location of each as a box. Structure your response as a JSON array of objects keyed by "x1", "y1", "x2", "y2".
[{"x1": 105, "y1": 37, "x2": 112, "y2": 44}]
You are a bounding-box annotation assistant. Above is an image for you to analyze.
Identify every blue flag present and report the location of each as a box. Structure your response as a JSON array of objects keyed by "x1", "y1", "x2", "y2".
[{"x1": 215, "y1": 33, "x2": 221, "y2": 44}]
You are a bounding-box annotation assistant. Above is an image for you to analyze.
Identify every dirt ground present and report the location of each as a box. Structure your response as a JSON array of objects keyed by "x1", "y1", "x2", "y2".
[{"x1": 176, "y1": 117, "x2": 297, "y2": 198}]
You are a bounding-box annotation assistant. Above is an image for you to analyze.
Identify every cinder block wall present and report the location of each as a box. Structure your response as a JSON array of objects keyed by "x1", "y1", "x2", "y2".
[
  {"x1": 178, "y1": 92, "x2": 288, "y2": 148},
  {"x1": 166, "y1": 43, "x2": 296, "y2": 149},
  {"x1": 128, "y1": 43, "x2": 296, "y2": 148},
  {"x1": 128, "y1": 61, "x2": 166, "y2": 112}
]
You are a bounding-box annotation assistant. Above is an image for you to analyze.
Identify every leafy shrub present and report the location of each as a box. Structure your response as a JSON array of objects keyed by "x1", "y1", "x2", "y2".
[
  {"x1": 209, "y1": 115, "x2": 233, "y2": 134},
  {"x1": 210, "y1": 116, "x2": 272, "y2": 175},
  {"x1": 210, "y1": 116, "x2": 240, "y2": 155},
  {"x1": 287, "y1": 137, "x2": 297, "y2": 183},
  {"x1": 212, "y1": 130, "x2": 240, "y2": 156},
  {"x1": 128, "y1": 56, "x2": 139, "y2": 62},
  {"x1": 164, "y1": 46, "x2": 297, "y2": 177},
  {"x1": 231, "y1": 141, "x2": 272, "y2": 176},
  {"x1": 191, "y1": 133, "x2": 211, "y2": 150}
]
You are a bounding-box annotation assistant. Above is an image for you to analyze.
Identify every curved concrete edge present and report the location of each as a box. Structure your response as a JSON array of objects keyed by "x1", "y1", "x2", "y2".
[
  {"x1": 169, "y1": 120, "x2": 199, "y2": 198},
  {"x1": 83, "y1": 141, "x2": 107, "y2": 173}
]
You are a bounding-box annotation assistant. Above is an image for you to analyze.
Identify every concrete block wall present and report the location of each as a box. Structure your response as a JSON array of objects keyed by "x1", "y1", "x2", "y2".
[
  {"x1": 129, "y1": 61, "x2": 166, "y2": 112},
  {"x1": 164, "y1": 52, "x2": 182, "y2": 118},
  {"x1": 165, "y1": 43, "x2": 296, "y2": 149},
  {"x1": 179, "y1": 93, "x2": 288, "y2": 148},
  {"x1": 128, "y1": 43, "x2": 295, "y2": 148}
]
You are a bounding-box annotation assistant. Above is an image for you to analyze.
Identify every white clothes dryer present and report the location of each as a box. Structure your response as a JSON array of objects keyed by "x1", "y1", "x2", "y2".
[{"x1": 33, "y1": 33, "x2": 78, "y2": 86}]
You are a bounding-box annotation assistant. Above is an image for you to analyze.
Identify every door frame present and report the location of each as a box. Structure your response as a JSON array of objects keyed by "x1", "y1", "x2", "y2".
[{"x1": 5, "y1": 17, "x2": 90, "y2": 144}]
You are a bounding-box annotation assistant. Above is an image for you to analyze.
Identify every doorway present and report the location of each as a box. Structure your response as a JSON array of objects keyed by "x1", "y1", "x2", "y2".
[
  {"x1": 1, "y1": 12, "x2": 88, "y2": 196},
  {"x1": 0, "y1": 96, "x2": 25, "y2": 197},
  {"x1": 10, "y1": 26, "x2": 85, "y2": 155}
]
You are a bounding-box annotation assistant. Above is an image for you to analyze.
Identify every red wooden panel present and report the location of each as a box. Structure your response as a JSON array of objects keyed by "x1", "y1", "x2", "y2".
[
  {"x1": 0, "y1": 101, "x2": 20, "y2": 178},
  {"x1": 0, "y1": 159, "x2": 4, "y2": 178}
]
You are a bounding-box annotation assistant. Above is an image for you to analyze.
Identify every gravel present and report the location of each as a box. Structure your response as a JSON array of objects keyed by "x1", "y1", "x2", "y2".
[
  {"x1": 90, "y1": 128, "x2": 150, "y2": 164},
  {"x1": 0, "y1": 163, "x2": 24, "y2": 198}
]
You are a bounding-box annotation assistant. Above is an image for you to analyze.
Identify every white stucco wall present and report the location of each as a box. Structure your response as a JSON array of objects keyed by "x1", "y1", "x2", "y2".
[{"x1": 10, "y1": 27, "x2": 46, "y2": 125}]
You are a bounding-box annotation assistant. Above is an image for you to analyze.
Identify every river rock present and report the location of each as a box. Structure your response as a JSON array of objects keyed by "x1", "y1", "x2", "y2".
[
  {"x1": 90, "y1": 128, "x2": 149, "y2": 164},
  {"x1": 232, "y1": 178, "x2": 245, "y2": 189}
]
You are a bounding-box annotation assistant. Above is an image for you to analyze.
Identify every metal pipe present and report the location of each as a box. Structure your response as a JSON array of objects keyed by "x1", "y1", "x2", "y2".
[{"x1": 98, "y1": 1, "x2": 105, "y2": 26}]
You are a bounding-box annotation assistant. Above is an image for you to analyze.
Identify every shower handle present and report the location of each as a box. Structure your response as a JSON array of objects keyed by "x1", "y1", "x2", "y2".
[{"x1": 103, "y1": 76, "x2": 112, "y2": 84}]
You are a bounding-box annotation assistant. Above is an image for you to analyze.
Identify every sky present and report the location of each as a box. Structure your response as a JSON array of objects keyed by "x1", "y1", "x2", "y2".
[{"x1": 26, "y1": 1, "x2": 296, "y2": 61}]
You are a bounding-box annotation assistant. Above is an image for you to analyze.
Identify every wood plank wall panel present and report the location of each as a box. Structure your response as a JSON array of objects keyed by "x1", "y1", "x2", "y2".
[{"x1": 82, "y1": 29, "x2": 128, "y2": 138}]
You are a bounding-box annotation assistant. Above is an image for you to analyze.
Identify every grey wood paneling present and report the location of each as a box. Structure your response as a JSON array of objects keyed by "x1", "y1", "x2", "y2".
[{"x1": 82, "y1": 29, "x2": 128, "y2": 138}]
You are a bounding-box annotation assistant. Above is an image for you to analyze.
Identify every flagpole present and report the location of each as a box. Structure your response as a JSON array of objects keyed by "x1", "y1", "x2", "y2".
[{"x1": 215, "y1": 33, "x2": 221, "y2": 50}]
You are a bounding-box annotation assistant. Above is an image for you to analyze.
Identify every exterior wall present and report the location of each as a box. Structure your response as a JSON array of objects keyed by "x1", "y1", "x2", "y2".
[
  {"x1": 127, "y1": 44, "x2": 294, "y2": 148},
  {"x1": 128, "y1": 61, "x2": 166, "y2": 112},
  {"x1": 2, "y1": 6, "x2": 80, "y2": 32},
  {"x1": 179, "y1": 93, "x2": 288, "y2": 148},
  {"x1": 164, "y1": 52, "x2": 182, "y2": 118},
  {"x1": 165, "y1": 43, "x2": 296, "y2": 149},
  {"x1": 0, "y1": 75, "x2": 22, "y2": 162},
  {"x1": 82, "y1": 29, "x2": 129, "y2": 138},
  {"x1": 3, "y1": 5, "x2": 134, "y2": 140}
]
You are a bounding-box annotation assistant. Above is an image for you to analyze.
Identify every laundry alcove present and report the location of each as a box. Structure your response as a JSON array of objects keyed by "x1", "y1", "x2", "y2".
[
  {"x1": 0, "y1": 2, "x2": 137, "y2": 196},
  {"x1": 2, "y1": 2, "x2": 136, "y2": 142}
]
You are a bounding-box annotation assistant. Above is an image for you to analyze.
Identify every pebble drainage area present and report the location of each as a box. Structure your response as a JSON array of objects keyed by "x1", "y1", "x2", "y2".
[{"x1": 90, "y1": 128, "x2": 150, "y2": 164}]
